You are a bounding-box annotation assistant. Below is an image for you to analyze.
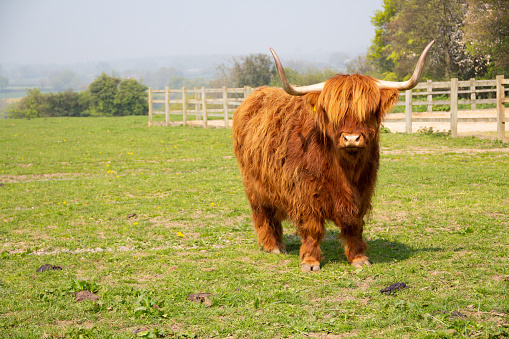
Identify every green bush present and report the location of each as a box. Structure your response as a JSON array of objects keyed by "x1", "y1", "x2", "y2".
[{"x1": 7, "y1": 73, "x2": 148, "y2": 118}]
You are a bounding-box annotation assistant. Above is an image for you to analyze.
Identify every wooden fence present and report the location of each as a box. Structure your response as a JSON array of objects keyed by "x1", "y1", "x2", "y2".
[
  {"x1": 148, "y1": 75, "x2": 508, "y2": 141},
  {"x1": 148, "y1": 86, "x2": 253, "y2": 129}
]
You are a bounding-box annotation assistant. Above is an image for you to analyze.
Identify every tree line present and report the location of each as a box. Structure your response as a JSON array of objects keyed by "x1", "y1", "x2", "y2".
[
  {"x1": 7, "y1": 73, "x2": 148, "y2": 119},
  {"x1": 224, "y1": 0, "x2": 508, "y2": 86},
  {"x1": 4, "y1": 0, "x2": 507, "y2": 119},
  {"x1": 210, "y1": 0, "x2": 507, "y2": 89},
  {"x1": 366, "y1": 0, "x2": 508, "y2": 81},
  {"x1": 211, "y1": 53, "x2": 338, "y2": 89}
]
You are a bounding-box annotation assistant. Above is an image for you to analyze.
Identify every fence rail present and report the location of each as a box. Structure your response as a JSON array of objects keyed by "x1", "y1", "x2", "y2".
[
  {"x1": 148, "y1": 86, "x2": 253, "y2": 129},
  {"x1": 148, "y1": 75, "x2": 508, "y2": 141}
]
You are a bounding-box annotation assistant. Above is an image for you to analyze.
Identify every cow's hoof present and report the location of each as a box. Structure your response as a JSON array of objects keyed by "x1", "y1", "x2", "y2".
[
  {"x1": 268, "y1": 244, "x2": 287, "y2": 254},
  {"x1": 301, "y1": 263, "x2": 321, "y2": 272},
  {"x1": 351, "y1": 257, "x2": 371, "y2": 268},
  {"x1": 270, "y1": 248, "x2": 287, "y2": 254}
]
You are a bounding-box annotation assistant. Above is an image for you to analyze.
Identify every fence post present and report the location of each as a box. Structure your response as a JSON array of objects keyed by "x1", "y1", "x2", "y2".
[
  {"x1": 182, "y1": 87, "x2": 187, "y2": 127},
  {"x1": 470, "y1": 78, "x2": 476, "y2": 110},
  {"x1": 450, "y1": 78, "x2": 458, "y2": 137},
  {"x1": 222, "y1": 86, "x2": 229, "y2": 128},
  {"x1": 496, "y1": 75, "x2": 505, "y2": 141},
  {"x1": 195, "y1": 87, "x2": 201, "y2": 120},
  {"x1": 148, "y1": 87, "x2": 153, "y2": 127},
  {"x1": 405, "y1": 89, "x2": 413, "y2": 133},
  {"x1": 165, "y1": 87, "x2": 169, "y2": 127},
  {"x1": 201, "y1": 87, "x2": 207, "y2": 128},
  {"x1": 427, "y1": 80, "x2": 432, "y2": 112},
  {"x1": 244, "y1": 86, "x2": 249, "y2": 101}
]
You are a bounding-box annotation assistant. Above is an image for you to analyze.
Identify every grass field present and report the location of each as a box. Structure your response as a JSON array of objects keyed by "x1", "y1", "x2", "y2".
[{"x1": 1, "y1": 116, "x2": 508, "y2": 338}]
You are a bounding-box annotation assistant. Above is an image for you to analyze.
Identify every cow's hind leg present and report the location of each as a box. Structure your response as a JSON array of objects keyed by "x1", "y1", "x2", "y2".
[
  {"x1": 250, "y1": 204, "x2": 286, "y2": 254},
  {"x1": 341, "y1": 222, "x2": 370, "y2": 267},
  {"x1": 298, "y1": 218, "x2": 324, "y2": 272}
]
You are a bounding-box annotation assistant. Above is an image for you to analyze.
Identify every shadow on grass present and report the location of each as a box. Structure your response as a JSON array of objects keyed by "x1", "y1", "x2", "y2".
[{"x1": 283, "y1": 230, "x2": 442, "y2": 268}]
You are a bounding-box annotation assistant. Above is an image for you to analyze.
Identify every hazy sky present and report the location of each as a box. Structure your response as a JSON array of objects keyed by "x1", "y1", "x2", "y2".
[{"x1": 0, "y1": 0, "x2": 383, "y2": 65}]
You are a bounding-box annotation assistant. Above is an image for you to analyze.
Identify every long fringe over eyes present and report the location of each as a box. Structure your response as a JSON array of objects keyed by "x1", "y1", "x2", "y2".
[{"x1": 317, "y1": 74, "x2": 383, "y2": 124}]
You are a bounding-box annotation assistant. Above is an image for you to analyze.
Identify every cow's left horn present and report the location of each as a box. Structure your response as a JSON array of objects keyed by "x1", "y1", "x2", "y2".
[
  {"x1": 375, "y1": 40, "x2": 434, "y2": 90},
  {"x1": 270, "y1": 48, "x2": 325, "y2": 96}
]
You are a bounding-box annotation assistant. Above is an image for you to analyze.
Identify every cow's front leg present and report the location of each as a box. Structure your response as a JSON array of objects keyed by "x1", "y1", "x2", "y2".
[
  {"x1": 340, "y1": 220, "x2": 370, "y2": 267},
  {"x1": 298, "y1": 218, "x2": 324, "y2": 272}
]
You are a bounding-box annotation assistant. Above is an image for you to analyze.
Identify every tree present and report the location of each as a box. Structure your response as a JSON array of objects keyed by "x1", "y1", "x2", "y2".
[
  {"x1": 115, "y1": 79, "x2": 148, "y2": 115},
  {"x1": 87, "y1": 73, "x2": 148, "y2": 116},
  {"x1": 145, "y1": 67, "x2": 180, "y2": 88},
  {"x1": 367, "y1": 0, "x2": 401, "y2": 79},
  {"x1": 87, "y1": 73, "x2": 121, "y2": 116},
  {"x1": 8, "y1": 88, "x2": 86, "y2": 118},
  {"x1": 46, "y1": 90, "x2": 85, "y2": 117},
  {"x1": 464, "y1": 0, "x2": 509, "y2": 77},
  {"x1": 0, "y1": 76, "x2": 8, "y2": 91},
  {"x1": 346, "y1": 56, "x2": 377, "y2": 76},
  {"x1": 213, "y1": 54, "x2": 276, "y2": 88},
  {"x1": 390, "y1": 0, "x2": 473, "y2": 80},
  {"x1": 269, "y1": 67, "x2": 338, "y2": 88},
  {"x1": 49, "y1": 70, "x2": 82, "y2": 91},
  {"x1": 8, "y1": 88, "x2": 48, "y2": 118},
  {"x1": 369, "y1": 0, "x2": 471, "y2": 80},
  {"x1": 367, "y1": 0, "x2": 508, "y2": 80}
]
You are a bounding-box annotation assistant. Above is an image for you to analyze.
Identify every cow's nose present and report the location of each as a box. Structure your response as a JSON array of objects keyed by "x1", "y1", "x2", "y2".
[{"x1": 341, "y1": 133, "x2": 364, "y2": 148}]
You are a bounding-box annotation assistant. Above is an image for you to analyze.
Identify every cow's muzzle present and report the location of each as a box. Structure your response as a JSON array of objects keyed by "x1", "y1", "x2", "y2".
[{"x1": 339, "y1": 133, "x2": 366, "y2": 149}]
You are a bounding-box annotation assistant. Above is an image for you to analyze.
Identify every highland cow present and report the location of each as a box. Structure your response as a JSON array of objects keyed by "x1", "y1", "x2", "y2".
[{"x1": 233, "y1": 42, "x2": 434, "y2": 272}]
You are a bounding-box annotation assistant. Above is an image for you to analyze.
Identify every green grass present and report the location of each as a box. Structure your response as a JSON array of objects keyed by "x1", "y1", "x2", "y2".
[{"x1": 1, "y1": 116, "x2": 508, "y2": 338}]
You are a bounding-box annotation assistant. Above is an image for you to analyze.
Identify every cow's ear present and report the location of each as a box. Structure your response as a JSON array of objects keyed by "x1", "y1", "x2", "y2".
[
  {"x1": 377, "y1": 88, "x2": 399, "y2": 122},
  {"x1": 304, "y1": 92, "x2": 320, "y2": 113},
  {"x1": 304, "y1": 92, "x2": 329, "y2": 129}
]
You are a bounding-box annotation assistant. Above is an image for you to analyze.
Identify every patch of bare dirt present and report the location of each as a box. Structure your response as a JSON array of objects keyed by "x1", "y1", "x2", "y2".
[
  {"x1": 0, "y1": 172, "x2": 88, "y2": 183},
  {"x1": 166, "y1": 157, "x2": 200, "y2": 162},
  {"x1": 56, "y1": 320, "x2": 96, "y2": 330},
  {"x1": 461, "y1": 305, "x2": 509, "y2": 327},
  {"x1": 381, "y1": 146, "x2": 509, "y2": 155},
  {"x1": 308, "y1": 333, "x2": 359, "y2": 338},
  {"x1": 371, "y1": 210, "x2": 409, "y2": 224},
  {"x1": 383, "y1": 109, "x2": 509, "y2": 137}
]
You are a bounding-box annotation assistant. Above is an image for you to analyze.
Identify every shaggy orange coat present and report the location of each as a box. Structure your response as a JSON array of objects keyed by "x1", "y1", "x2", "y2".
[{"x1": 233, "y1": 74, "x2": 399, "y2": 271}]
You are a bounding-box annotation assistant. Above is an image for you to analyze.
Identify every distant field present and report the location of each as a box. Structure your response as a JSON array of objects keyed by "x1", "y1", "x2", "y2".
[
  {"x1": 0, "y1": 88, "x2": 33, "y2": 99},
  {"x1": 0, "y1": 116, "x2": 508, "y2": 338},
  {"x1": 0, "y1": 86, "x2": 57, "y2": 99},
  {"x1": 0, "y1": 97, "x2": 22, "y2": 119}
]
